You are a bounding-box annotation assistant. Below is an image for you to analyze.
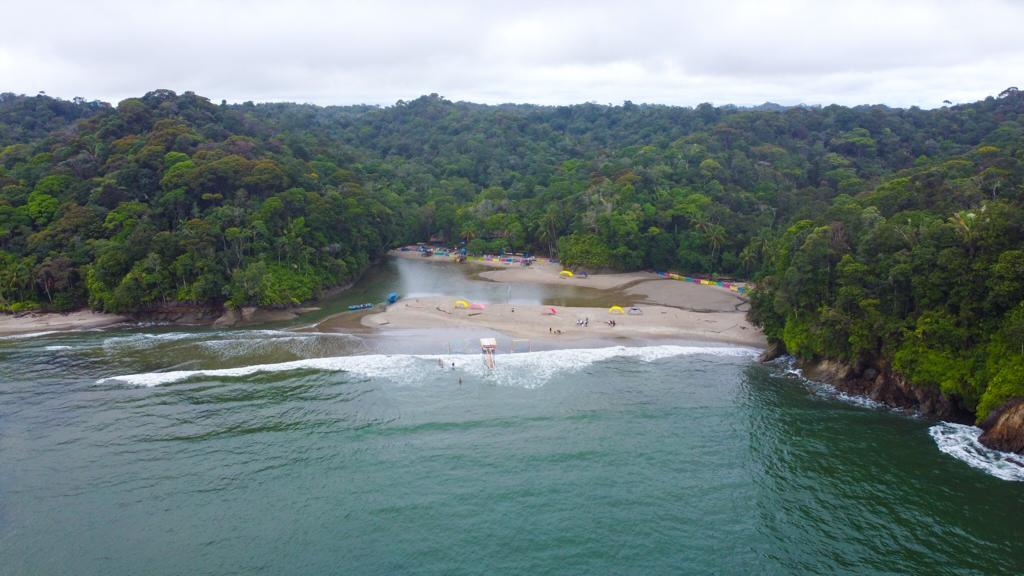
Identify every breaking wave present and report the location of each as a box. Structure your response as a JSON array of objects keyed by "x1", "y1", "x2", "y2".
[
  {"x1": 769, "y1": 356, "x2": 890, "y2": 411},
  {"x1": 929, "y1": 422, "x2": 1024, "y2": 482},
  {"x1": 98, "y1": 344, "x2": 760, "y2": 388}
]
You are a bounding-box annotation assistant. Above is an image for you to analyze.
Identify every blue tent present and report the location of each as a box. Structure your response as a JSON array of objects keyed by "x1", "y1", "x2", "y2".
[{"x1": 387, "y1": 292, "x2": 398, "y2": 304}]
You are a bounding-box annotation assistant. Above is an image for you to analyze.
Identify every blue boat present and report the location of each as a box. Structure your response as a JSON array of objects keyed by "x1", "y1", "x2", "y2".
[{"x1": 347, "y1": 303, "x2": 374, "y2": 311}]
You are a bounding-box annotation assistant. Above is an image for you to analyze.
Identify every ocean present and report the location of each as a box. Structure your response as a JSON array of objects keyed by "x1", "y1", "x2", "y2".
[{"x1": 1, "y1": 259, "x2": 1022, "y2": 574}]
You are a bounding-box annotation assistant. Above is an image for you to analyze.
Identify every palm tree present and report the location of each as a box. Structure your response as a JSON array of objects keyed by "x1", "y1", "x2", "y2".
[
  {"x1": 534, "y1": 208, "x2": 560, "y2": 256},
  {"x1": 949, "y1": 210, "x2": 977, "y2": 256},
  {"x1": 739, "y1": 244, "x2": 757, "y2": 278},
  {"x1": 707, "y1": 224, "x2": 726, "y2": 266}
]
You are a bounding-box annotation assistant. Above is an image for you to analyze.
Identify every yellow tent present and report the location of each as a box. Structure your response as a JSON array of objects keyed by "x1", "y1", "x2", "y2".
[
  {"x1": 454, "y1": 300, "x2": 470, "y2": 309},
  {"x1": 608, "y1": 305, "x2": 625, "y2": 314},
  {"x1": 559, "y1": 270, "x2": 574, "y2": 278}
]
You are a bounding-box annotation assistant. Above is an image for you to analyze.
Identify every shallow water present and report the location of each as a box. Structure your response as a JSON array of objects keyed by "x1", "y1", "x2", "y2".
[
  {"x1": 2, "y1": 260, "x2": 1023, "y2": 574},
  {"x1": 304, "y1": 257, "x2": 628, "y2": 325}
]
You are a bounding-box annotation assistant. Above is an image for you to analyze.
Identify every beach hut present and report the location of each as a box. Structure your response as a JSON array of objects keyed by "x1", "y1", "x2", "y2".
[
  {"x1": 608, "y1": 305, "x2": 625, "y2": 315},
  {"x1": 559, "y1": 270, "x2": 574, "y2": 278},
  {"x1": 454, "y1": 300, "x2": 470, "y2": 309}
]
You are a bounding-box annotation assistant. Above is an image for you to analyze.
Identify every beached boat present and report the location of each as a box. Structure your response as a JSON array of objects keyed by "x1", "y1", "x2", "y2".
[{"x1": 347, "y1": 303, "x2": 374, "y2": 311}]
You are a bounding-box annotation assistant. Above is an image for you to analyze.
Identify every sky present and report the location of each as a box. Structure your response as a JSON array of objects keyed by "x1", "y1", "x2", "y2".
[{"x1": 1, "y1": 0, "x2": 1022, "y2": 108}]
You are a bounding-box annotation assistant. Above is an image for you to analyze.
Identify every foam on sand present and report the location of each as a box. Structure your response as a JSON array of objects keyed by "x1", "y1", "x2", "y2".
[
  {"x1": 98, "y1": 344, "x2": 760, "y2": 388},
  {"x1": 929, "y1": 422, "x2": 1024, "y2": 482}
]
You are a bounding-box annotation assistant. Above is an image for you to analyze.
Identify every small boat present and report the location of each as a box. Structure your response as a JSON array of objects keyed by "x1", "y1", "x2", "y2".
[{"x1": 347, "y1": 303, "x2": 374, "y2": 311}]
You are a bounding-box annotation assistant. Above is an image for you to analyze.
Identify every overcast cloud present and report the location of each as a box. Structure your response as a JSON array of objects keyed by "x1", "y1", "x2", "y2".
[{"x1": 1, "y1": 0, "x2": 1021, "y2": 108}]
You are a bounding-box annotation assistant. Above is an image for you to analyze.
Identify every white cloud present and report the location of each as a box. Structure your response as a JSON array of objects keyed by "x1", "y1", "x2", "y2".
[{"x1": 1, "y1": 0, "x2": 1021, "y2": 107}]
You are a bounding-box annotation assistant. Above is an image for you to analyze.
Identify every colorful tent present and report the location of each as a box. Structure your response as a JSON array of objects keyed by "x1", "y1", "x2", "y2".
[
  {"x1": 627, "y1": 307, "x2": 642, "y2": 315},
  {"x1": 454, "y1": 300, "x2": 470, "y2": 309},
  {"x1": 559, "y1": 270, "x2": 574, "y2": 278},
  {"x1": 608, "y1": 306, "x2": 625, "y2": 314},
  {"x1": 469, "y1": 303, "x2": 486, "y2": 310},
  {"x1": 546, "y1": 307, "x2": 558, "y2": 315}
]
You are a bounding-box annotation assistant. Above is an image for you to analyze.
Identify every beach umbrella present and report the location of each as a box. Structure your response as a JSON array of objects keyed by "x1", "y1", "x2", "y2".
[
  {"x1": 559, "y1": 270, "x2": 574, "y2": 278},
  {"x1": 608, "y1": 305, "x2": 625, "y2": 315},
  {"x1": 454, "y1": 300, "x2": 470, "y2": 309}
]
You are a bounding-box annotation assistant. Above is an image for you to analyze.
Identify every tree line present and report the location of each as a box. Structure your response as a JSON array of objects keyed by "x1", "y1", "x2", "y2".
[{"x1": 1, "y1": 88, "x2": 1023, "y2": 420}]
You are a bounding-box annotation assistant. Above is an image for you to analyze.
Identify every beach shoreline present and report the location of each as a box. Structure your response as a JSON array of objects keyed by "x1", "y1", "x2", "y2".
[
  {"x1": 351, "y1": 296, "x2": 764, "y2": 347},
  {"x1": 3, "y1": 252, "x2": 763, "y2": 349},
  {"x1": 0, "y1": 310, "x2": 130, "y2": 338},
  {"x1": 375, "y1": 249, "x2": 761, "y2": 347}
]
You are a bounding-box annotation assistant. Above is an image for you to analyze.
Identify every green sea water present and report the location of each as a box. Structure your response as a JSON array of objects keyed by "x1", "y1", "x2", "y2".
[{"x1": 1, "y1": 260, "x2": 1022, "y2": 575}]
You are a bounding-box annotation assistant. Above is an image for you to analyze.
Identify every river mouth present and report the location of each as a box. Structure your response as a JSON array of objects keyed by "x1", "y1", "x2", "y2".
[
  {"x1": 309, "y1": 257, "x2": 641, "y2": 336},
  {"x1": 2, "y1": 258, "x2": 1023, "y2": 575}
]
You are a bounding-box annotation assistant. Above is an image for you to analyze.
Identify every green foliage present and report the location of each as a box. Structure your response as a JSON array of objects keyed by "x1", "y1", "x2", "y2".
[
  {"x1": 3, "y1": 88, "x2": 1024, "y2": 424},
  {"x1": 26, "y1": 190, "x2": 59, "y2": 225},
  {"x1": 558, "y1": 233, "x2": 612, "y2": 270}
]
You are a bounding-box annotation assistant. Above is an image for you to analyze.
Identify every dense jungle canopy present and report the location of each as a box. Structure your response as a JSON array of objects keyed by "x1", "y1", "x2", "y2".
[{"x1": 2, "y1": 88, "x2": 1024, "y2": 418}]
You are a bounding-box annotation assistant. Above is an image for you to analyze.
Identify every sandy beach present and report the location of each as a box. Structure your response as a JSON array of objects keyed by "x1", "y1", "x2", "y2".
[
  {"x1": 0, "y1": 310, "x2": 128, "y2": 337},
  {"x1": 360, "y1": 252, "x2": 763, "y2": 347},
  {"x1": 359, "y1": 297, "x2": 763, "y2": 346},
  {"x1": 391, "y1": 249, "x2": 749, "y2": 312}
]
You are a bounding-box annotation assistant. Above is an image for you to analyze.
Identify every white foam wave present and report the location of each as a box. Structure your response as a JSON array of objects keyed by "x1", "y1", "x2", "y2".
[
  {"x1": 98, "y1": 344, "x2": 759, "y2": 388},
  {"x1": 1, "y1": 330, "x2": 63, "y2": 340},
  {"x1": 929, "y1": 422, "x2": 1024, "y2": 482},
  {"x1": 770, "y1": 356, "x2": 890, "y2": 411},
  {"x1": 44, "y1": 345, "x2": 73, "y2": 351},
  {"x1": 101, "y1": 329, "x2": 353, "y2": 349}
]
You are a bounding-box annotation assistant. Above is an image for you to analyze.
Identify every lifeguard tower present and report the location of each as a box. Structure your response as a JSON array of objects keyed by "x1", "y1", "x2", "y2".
[{"x1": 480, "y1": 338, "x2": 497, "y2": 369}]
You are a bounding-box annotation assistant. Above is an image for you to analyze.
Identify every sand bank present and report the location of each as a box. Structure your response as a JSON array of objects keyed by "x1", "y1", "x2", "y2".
[
  {"x1": 476, "y1": 260, "x2": 746, "y2": 312},
  {"x1": 0, "y1": 310, "x2": 129, "y2": 337},
  {"x1": 377, "y1": 250, "x2": 760, "y2": 346},
  {"x1": 392, "y1": 249, "x2": 749, "y2": 311},
  {"x1": 358, "y1": 296, "x2": 764, "y2": 347}
]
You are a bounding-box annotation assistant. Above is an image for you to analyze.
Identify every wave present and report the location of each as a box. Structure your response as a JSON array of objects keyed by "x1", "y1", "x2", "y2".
[
  {"x1": 929, "y1": 422, "x2": 1024, "y2": 482},
  {"x1": 98, "y1": 344, "x2": 759, "y2": 388},
  {"x1": 1, "y1": 330, "x2": 65, "y2": 340},
  {"x1": 99, "y1": 329, "x2": 354, "y2": 349},
  {"x1": 769, "y1": 356, "x2": 890, "y2": 411}
]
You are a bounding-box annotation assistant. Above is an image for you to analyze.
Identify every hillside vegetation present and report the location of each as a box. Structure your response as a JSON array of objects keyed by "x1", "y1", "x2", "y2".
[{"x1": 2, "y1": 88, "x2": 1023, "y2": 419}]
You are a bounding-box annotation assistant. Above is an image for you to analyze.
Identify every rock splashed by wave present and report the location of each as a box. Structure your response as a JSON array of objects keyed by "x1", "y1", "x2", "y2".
[{"x1": 929, "y1": 422, "x2": 1024, "y2": 482}]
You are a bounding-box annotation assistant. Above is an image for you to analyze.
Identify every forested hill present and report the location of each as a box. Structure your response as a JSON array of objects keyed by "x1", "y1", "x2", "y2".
[{"x1": 2, "y1": 88, "x2": 1024, "y2": 420}]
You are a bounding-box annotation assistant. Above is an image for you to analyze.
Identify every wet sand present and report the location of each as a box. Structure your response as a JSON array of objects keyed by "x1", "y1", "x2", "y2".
[
  {"x1": 393, "y1": 249, "x2": 747, "y2": 312},
  {"x1": 334, "y1": 251, "x2": 765, "y2": 347},
  {"x1": 0, "y1": 310, "x2": 128, "y2": 337},
  {"x1": 345, "y1": 296, "x2": 764, "y2": 347}
]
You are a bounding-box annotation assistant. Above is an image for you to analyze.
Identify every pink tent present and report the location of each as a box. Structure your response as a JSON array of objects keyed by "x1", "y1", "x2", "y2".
[{"x1": 469, "y1": 303, "x2": 486, "y2": 310}]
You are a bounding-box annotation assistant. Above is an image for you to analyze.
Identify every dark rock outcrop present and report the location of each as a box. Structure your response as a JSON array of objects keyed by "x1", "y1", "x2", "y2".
[
  {"x1": 131, "y1": 303, "x2": 224, "y2": 324},
  {"x1": 979, "y1": 399, "x2": 1024, "y2": 454},
  {"x1": 212, "y1": 306, "x2": 320, "y2": 327},
  {"x1": 797, "y1": 358, "x2": 973, "y2": 423},
  {"x1": 757, "y1": 341, "x2": 785, "y2": 363}
]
